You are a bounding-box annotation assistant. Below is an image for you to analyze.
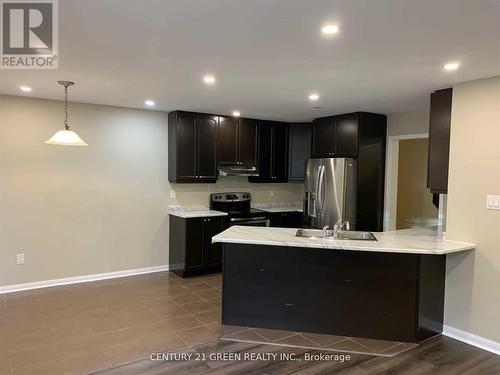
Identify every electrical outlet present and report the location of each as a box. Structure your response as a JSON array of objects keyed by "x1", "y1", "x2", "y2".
[
  {"x1": 170, "y1": 190, "x2": 176, "y2": 199},
  {"x1": 486, "y1": 195, "x2": 500, "y2": 210},
  {"x1": 16, "y1": 253, "x2": 25, "y2": 265},
  {"x1": 270, "y1": 190, "x2": 275, "y2": 198}
]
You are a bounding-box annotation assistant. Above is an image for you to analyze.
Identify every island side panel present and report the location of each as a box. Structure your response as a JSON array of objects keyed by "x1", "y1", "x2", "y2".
[
  {"x1": 417, "y1": 254, "x2": 446, "y2": 341},
  {"x1": 222, "y1": 243, "x2": 423, "y2": 342}
]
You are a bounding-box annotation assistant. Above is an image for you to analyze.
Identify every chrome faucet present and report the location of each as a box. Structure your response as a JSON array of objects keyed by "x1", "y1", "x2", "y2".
[
  {"x1": 333, "y1": 219, "x2": 350, "y2": 239},
  {"x1": 322, "y1": 225, "x2": 329, "y2": 238}
]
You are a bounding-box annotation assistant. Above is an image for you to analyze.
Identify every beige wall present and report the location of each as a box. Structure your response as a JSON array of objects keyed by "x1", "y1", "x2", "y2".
[
  {"x1": 396, "y1": 138, "x2": 437, "y2": 229},
  {"x1": 387, "y1": 99, "x2": 430, "y2": 136},
  {"x1": 445, "y1": 76, "x2": 500, "y2": 342},
  {"x1": 0, "y1": 95, "x2": 302, "y2": 286}
]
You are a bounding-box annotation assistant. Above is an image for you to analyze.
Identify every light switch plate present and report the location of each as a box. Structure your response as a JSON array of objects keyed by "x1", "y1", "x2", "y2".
[
  {"x1": 170, "y1": 190, "x2": 176, "y2": 199},
  {"x1": 16, "y1": 253, "x2": 25, "y2": 265},
  {"x1": 486, "y1": 195, "x2": 500, "y2": 210}
]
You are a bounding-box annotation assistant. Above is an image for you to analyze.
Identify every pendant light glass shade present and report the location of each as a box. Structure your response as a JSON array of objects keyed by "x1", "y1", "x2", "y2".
[
  {"x1": 45, "y1": 130, "x2": 88, "y2": 146},
  {"x1": 46, "y1": 80, "x2": 88, "y2": 146}
]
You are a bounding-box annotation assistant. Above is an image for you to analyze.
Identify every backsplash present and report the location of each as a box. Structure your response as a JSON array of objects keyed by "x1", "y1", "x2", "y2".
[{"x1": 168, "y1": 176, "x2": 303, "y2": 209}]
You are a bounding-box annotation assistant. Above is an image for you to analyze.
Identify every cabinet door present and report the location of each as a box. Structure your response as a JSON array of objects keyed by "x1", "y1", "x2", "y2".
[
  {"x1": 177, "y1": 112, "x2": 197, "y2": 180},
  {"x1": 288, "y1": 123, "x2": 311, "y2": 181},
  {"x1": 203, "y1": 217, "x2": 225, "y2": 267},
  {"x1": 272, "y1": 125, "x2": 289, "y2": 181},
  {"x1": 427, "y1": 88, "x2": 452, "y2": 194},
  {"x1": 238, "y1": 118, "x2": 258, "y2": 166},
  {"x1": 252, "y1": 125, "x2": 273, "y2": 181},
  {"x1": 269, "y1": 213, "x2": 287, "y2": 227},
  {"x1": 312, "y1": 117, "x2": 335, "y2": 157},
  {"x1": 335, "y1": 114, "x2": 359, "y2": 157},
  {"x1": 218, "y1": 116, "x2": 239, "y2": 165},
  {"x1": 185, "y1": 218, "x2": 204, "y2": 270},
  {"x1": 196, "y1": 114, "x2": 218, "y2": 180},
  {"x1": 270, "y1": 212, "x2": 303, "y2": 228}
]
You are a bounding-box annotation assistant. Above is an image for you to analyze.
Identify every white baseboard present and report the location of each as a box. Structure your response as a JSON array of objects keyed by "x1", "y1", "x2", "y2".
[
  {"x1": 0, "y1": 265, "x2": 169, "y2": 295},
  {"x1": 443, "y1": 325, "x2": 500, "y2": 355}
]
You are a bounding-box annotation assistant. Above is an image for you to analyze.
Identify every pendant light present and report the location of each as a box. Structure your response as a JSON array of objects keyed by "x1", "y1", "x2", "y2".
[{"x1": 46, "y1": 81, "x2": 88, "y2": 146}]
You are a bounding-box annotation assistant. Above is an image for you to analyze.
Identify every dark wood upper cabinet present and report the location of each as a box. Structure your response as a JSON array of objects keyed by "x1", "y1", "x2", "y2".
[
  {"x1": 427, "y1": 88, "x2": 452, "y2": 194},
  {"x1": 218, "y1": 117, "x2": 258, "y2": 166},
  {"x1": 168, "y1": 111, "x2": 218, "y2": 183},
  {"x1": 288, "y1": 123, "x2": 312, "y2": 181},
  {"x1": 249, "y1": 122, "x2": 289, "y2": 183},
  {"x1": 196, "y1": 114, "x2": 219, "y2": 180},
  {"x1": 311, "y1": 117, "x2": 335, "y2": 157},
  {"x1": 335, "y1": 114, "x2": 359, "y2": 157},
  {"x1": 175, "y1": 112, "x2": 196, "y2": 179},
  {"x1": 217, "y1": 116, "x2": 239, "y2": 165},
  {"x1": 256, "y1": 125, "x2": 273, "y2": 180},
  {"x1": 272, "y1": 124, "x2": 289, "y2": 181},
  {"x1": 238, "y1": 118, "x2": 258, "y2": 166},
  {"x1": 312, "y1": 114, "x2": 359, "y2": 158}
]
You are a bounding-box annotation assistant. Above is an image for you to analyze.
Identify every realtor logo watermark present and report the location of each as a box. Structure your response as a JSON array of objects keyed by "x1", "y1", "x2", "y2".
[{"x1": 1, "y1": 0, "x2": 58, "y2": 69}]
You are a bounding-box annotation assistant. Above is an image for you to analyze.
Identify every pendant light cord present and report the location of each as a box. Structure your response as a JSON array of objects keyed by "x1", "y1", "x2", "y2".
[{"x1": 64, "y1": 84, "x2": 70, "y2": 130}]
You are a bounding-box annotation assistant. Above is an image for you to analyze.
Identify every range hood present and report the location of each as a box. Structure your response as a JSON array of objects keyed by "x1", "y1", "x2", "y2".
[{"x1": 218, "y1": 165, "x2": 259, "y2": 177}]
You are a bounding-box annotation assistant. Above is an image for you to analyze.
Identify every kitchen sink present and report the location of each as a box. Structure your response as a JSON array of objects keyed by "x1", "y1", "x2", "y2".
[
  {"x1": 296, "y1": 229, "x2": 377, "y2": 241},
  {"x1": 335, "y1": 231, "x2": 377, "y2": 241}
]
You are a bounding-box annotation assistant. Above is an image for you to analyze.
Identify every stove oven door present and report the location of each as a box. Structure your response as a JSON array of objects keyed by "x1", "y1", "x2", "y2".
[{"x1": 229, "y1": 216, "x2": 270, "y2": 227}]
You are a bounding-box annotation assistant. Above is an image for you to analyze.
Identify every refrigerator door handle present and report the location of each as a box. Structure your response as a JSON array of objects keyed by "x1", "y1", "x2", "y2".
[{"x1": 317, "y1": 165, "x2": 325, "y2": 215}]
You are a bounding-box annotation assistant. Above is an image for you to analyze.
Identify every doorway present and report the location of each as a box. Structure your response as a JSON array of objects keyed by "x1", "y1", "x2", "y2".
[{"x1": 384, "y1": 134, "x2": 438, "y2": 231}]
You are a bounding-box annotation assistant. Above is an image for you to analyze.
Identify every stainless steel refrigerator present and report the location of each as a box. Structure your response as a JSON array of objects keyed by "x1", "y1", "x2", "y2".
[{"x1": 303, "y1": 158, "x2": 357, "y2": 229}]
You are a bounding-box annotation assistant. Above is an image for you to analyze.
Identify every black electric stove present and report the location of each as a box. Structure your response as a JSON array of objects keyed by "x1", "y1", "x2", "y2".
[{"x1": 210, "y1": 192, "x2": 269, "y2": 226}]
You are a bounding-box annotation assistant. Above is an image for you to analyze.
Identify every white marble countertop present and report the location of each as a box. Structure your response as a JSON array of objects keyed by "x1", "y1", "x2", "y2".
[
  {"x1": 252, "y1": 201, "x2": 303, "y2": 213},
  {"x1": 212, "y1": 226, "x2": 475, "y2": 255},
  {"x1": 258, "y1": 207, "x2": 303, "y2": 213},
  {"x1": 169, "y1": 210, "x2": 228, "y2": 218}
]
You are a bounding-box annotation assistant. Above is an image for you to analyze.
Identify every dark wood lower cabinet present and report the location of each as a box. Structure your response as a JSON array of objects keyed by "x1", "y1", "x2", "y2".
[
  {"x1": 169, "y1": 215, "x2": 226, "y2": 277},
  {"x1": 269, "y1": 211, "x2": 303, "y2": 228},
  {"x1": 222, "y1": 243, "x2": 446, "y2": 343}
]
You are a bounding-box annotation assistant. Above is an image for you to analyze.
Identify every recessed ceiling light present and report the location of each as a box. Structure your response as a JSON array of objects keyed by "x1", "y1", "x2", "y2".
[
  {"x1": 203, "y1": 75, "x2": 216, "y2": 85},
  {"x1": 321, "y1": 24, "x2": 339, "y2": 34},
  {"x1": 309, "y1": 93, "x2": 320, "y2": 101},
  {"x1": 20, "y1": 86, "x2": 32, "y2": 92},
  {"x1": 444, "y1": 62, "x2": 460, "y2": 71},
  {"x1": 232, "y1": 110, "x2": 241, "y2": 117},
  {"x1": 145, "y1": 100, "x2": 155, "y2": 107}
]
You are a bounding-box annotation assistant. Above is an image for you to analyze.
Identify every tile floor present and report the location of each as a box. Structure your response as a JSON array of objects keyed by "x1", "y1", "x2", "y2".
[
  {"x1": 0, "y1": 271, "x2": 418, "y2": 375},
  {"x1": 0, "y1": 272, "x2": 222, "y2": 374},
  {"x1": 220, "y1": 325, "x2": 417, "y2": 357}
]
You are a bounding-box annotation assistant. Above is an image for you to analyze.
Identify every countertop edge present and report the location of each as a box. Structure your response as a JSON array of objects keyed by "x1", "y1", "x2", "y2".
[
  {"x1": 169, "y1": 210, "x2": 228, "y2": 218},
  {"x1": 211, "y1": 237, "x2": 475, "y2": 255}
]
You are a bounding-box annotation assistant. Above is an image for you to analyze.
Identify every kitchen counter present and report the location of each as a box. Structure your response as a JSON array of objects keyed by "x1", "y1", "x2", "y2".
[
  {"x1": 168, "y1": 210, "x2": 227, "y2": 218},
  {"x1": 257, "y1": 207, "x2": 303, "y2": 213},
  {"x1": 212, "y1": 226, "x2": 475, "y2": 255},
  {"x1": 218, "y1": 225, "x2": 474, "y2": 343},
  {"x1": 252, "y1": 201, "x2": 303, "y2": 214}
]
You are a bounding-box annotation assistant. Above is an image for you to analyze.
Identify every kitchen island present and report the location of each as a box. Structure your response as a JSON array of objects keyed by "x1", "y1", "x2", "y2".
[{"x1": 212, "y1": 226, "x2": 475, "y2": 343}]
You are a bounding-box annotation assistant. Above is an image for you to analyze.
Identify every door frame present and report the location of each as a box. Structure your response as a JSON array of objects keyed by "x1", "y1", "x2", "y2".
[{"x1": 383, "y1": 133, "x2": 429, "y2": 231}]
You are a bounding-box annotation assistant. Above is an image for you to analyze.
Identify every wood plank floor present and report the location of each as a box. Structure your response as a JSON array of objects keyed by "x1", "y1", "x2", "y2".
[{"x1": 92, "y1": 335, "x2": 500, "y2": 375}]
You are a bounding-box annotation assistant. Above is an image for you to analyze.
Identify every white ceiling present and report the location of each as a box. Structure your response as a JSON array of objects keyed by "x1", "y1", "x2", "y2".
[{"x1": 1, "y1": 0, "x2": 499, "y2": 121}]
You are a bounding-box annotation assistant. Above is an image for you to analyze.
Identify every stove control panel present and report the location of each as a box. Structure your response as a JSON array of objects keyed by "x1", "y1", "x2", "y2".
[{"x1": 210, "y1": 192, "x2": 251, "y2": 202}]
